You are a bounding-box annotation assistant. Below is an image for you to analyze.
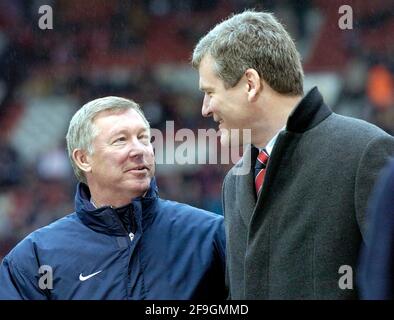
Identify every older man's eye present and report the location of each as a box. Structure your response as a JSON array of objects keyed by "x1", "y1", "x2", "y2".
[
  {"x1": 113, "y1": 137, "x2": 126, "y2": 143},
  {"x1": 139, "y1": 135, "x2": 150, "y2": 143}
]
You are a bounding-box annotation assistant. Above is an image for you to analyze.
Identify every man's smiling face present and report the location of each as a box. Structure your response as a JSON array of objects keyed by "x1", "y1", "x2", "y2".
[
  {"x1": 87, "y1": 108, "x2": 155, "y2": 200},
  {"x1": 198, "y1": 54, "x2": 252, "y2": 146}
]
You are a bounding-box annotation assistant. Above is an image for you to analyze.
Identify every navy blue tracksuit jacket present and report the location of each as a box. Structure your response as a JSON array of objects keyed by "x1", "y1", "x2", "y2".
[{"x1": 0, "y1": 180, "x2": 226, "y2": 299}]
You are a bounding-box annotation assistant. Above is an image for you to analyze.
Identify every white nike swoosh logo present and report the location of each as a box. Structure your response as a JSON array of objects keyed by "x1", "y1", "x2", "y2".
[{"x1": 79, "y1": 270, "x2": 102, "y2": 281}]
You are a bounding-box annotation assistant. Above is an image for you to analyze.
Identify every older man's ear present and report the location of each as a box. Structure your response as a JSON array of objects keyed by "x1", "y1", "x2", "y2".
[{"x1": 72, "y1": 149, "x2": 92, "y2": 173}]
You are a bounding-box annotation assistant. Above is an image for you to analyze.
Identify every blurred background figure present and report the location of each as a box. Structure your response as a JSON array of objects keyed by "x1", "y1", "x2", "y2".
[
  {"x1": 0, "y1": 0, "x2": 393, "y2": 260},
  {"x1": 358, "y1": 159, "x2": 394, "y2": 300}
]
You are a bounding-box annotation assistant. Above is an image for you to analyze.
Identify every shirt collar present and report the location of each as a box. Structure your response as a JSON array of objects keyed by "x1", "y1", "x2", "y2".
[
  {"x1": 90, "y1": 198, "x2": 97, "y2": 208},
  {"x1": 259, "y1": 126, "x2": 286, "y2": 156}
]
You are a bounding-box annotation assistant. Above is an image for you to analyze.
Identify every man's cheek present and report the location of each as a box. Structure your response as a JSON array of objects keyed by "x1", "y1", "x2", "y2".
[{"x1": 147, "y1": 149, "x2": 155, "y2": 164}]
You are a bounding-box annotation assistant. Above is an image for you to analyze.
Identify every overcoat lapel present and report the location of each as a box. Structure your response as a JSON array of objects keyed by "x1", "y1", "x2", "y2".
[{"x1": 235, "y1": 145, "x2": 259, "y2": 226}]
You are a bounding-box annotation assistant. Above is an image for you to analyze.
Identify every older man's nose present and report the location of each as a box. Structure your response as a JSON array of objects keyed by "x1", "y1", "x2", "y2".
[{"x1": 127, "y1": 140, "x2": 146, "y2": 158}]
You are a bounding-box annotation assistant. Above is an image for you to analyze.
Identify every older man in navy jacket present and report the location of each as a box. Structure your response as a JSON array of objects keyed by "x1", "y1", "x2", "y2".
[{"x1": 0, "y1": 96, "x2": 226, "y2": 300}]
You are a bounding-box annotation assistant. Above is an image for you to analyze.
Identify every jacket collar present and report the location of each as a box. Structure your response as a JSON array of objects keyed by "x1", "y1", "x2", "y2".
[
  {"x1": 286, "y1": 86, "x2": 332, "y2": 133},
  {"x1": 75, "y1": 178, "x2": 159, "y2": 236},
  {"x1": 244, "y1": 87, "x2": 331, "y2": 173},
  {"x1": 234, "y1": 87, "x2": 332, "y2": 225}
]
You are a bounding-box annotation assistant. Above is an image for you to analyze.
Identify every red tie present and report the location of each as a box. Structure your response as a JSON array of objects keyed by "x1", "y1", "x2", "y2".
[{"x1": 255, "y1": 149, "x2": 269, "y2": 194}]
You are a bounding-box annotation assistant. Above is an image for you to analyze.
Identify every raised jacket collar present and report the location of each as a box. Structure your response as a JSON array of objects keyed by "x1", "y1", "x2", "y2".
[
  {"x1": 75, "y1": 178, "x2": 159, "y2": 236},
  {"x1": 234, "y1": 87, "x2": 333, "y2": 225},
  {"x1": 286, "y1": 86, "x2": 332, "y2": 133}
]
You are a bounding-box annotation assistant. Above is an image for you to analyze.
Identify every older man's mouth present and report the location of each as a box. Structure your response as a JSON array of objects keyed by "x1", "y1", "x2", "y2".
[{"x1": 125, "y1": 165, "x2": 149, "y2": 174}]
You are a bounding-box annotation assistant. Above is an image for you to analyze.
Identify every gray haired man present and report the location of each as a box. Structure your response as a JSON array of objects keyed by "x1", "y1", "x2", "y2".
[{"x1": 0, "y1": 96, "x2": 226, "y2": 300}]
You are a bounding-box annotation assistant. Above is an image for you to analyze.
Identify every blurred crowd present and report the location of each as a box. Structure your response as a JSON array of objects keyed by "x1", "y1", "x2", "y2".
[{"x1": 1, "y1": 0, "x2": 394, "y2": 259}]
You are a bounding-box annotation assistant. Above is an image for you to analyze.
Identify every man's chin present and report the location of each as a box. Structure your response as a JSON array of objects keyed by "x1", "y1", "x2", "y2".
[
  {"x1": 220, "y1": 134, "x2": 242, "y2": 148},
  {"x1": 220, "y1": 133, "x2": 230, "y2": 147},
  {"x1": 125, "y1": 179, "x2": 151, "y2": 197}
]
